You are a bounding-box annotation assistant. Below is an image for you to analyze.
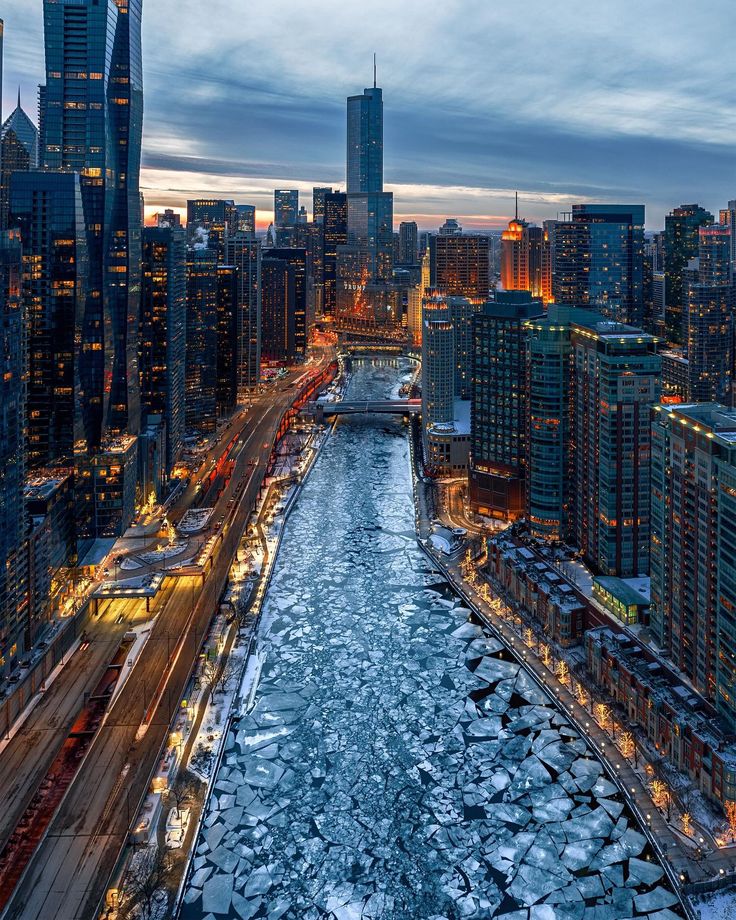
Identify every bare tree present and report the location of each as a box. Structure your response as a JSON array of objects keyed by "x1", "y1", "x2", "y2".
[
  {"x1": 170, "y1": 769, "x2": 200, "y2": 820},
  {"x1": 119, "y1": 846, "x2": 173, "y2": 920}
]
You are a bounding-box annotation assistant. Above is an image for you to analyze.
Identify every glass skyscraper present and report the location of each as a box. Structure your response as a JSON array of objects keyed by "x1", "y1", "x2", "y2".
[
  {"x1": 141, "y1": 225, "x2": 187, "y2": 472},
  {"x1": 41, "y1": 0, "x2": 144, "y2": 446},
  {"x1": 347, "y1": 87, "x2": 383, "y2": 194},
  {"x1": 339, "y1": 81, "x2": 394, "y2": 322},
  {"x1": 664, "y1": 203, "x2": 713, "y2": 344},
  {"x1": 552, "y1": 204, "x2": 645, "y2": 326},
  {"x1": 9, "y1": 171, "x2": 89, "y2": 470},
  {"x1": 226, "y1": 234, "x2": 262, "y2": 393},
  {"x1": 186, "y1": 247, "x2": 219, "y2": 432},
  {"x1": 0, "y1": 94, "x2": 39, "y2": 230},
  {"x1": 0, "y1": 229, "x2": 27, "y2": 677}
]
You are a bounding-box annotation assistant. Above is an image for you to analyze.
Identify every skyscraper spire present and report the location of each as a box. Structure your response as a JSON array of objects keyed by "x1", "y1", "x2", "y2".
[
  {"x1": 17, "y1": 85, "x2": 20, "y2": 109},
  {"x1": 515, "y1": 190, "x2": 519, "y2": 221},
  {"x1": 373, "y1": 52, "x2": 377, "y2": 89}
]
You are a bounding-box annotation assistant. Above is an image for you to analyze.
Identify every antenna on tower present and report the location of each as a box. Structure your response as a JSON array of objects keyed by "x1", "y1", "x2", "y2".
[
  {"x1": 515, "y1": 190, "x2": 519, "y2": 220},
  {"x1": 373, "y1": 52, "x2": 377, "y2": 89}
]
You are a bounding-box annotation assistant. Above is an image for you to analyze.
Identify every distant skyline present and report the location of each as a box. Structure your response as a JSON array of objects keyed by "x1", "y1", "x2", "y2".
[{"x1": 3, "y1": 0, "x2": 736, "y2": 230}]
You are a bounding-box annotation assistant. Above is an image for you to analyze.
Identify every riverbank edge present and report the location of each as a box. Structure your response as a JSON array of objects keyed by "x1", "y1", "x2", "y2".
[{"x1": 405, "y1": 422, "x2": 698, "y2": 920}]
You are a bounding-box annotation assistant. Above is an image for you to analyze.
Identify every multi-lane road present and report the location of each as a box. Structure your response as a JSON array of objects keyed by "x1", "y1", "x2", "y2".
[{"x1": 0, "y1": 357, "x2": 333, "y2": 920}]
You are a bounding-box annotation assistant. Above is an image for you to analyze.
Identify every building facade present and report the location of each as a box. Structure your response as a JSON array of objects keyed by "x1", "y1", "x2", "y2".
[
  {"x1": 553, "y1": 204, "x2": 645, "y2": 326},
  {"x1": 469, "y1": 291, "x2": 544, "y2": 519},
  {"x1": 0, "y1": 93, "x2": 39, "y2": 229},
  {"x1": 664, "y1": 203, "x2": 714, "y2": 344},
  {"x1": 650, "y1": 403, "x2": 736, "y2": 726},
  {"x1": 185, "y1": 247, "x2": 218, "y2": 432},
  {"x1": 140, "y1": 225, "x2": 187, "y2": 473},
  {"x1": 430, "y1": 233, "x2": 490, "y2": 301},
  {"x1": 0, "y1": 229, "x2": 27, "y2": 676},
  {"x1": 226, "y1": 234, "x2": 261, "y2": 392}
]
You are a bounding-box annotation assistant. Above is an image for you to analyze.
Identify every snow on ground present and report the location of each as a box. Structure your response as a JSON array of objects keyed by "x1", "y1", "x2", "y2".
[{"x1": 693, "y1": 889, "x2": 736, "y2": 919}]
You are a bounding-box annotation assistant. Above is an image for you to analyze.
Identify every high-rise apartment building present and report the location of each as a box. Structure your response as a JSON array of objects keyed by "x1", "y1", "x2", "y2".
[
  {"x1": 571, "y1": 313, "x2": 660, "y2": 577},
  {"x1": 664, "y1": 203, "x2": 714, "y2": 344},
  {"x1": 0, "y1": 229, "x2": 27, "y2": 677},
  {"x1": 420, "y1": 293, "x2": 473, "y2": 474},
  {"x1": 430, "y1": 233, "x2": 490, "y2": 301},
  {"x1": 686, "y1": 225, "x2": 734, "y2": 405},
  {"x1": 526, "y1": 306, "x2": 660, "y2": 577},
  {"x1": 526, "y1": 310, "x2": 575, "y2": 541},
  {"x1": 267, "y1": 248, "x2": 307, "y2": 357},
  {"x1": 140, "y1": 225, "x2": 187, "y2": 472},
  {"x1": 41, "y1": 0, "x2": 143, "y2": 445},
  {"x1": 226, "y1": 234, "x2": 261, "y2": 393},
  {"x1": 261, "y1": 257, "x2": 296, "y2": 363},
  {"x1": 216, "y1": 264, "x2": 239, "y2": 415},
  {"x1": 469, "y1": 291, "x2": 544, "y2": 519},
  {"x1": 185, "y1": 247, "x2": 218, "y2": 432},
  {"x1": 0, "y1": 93, "x2": 39, "y2": 229},
  {"x1": 650, "y1": 403, "x2": 736, "y2": 727},
  {"x1": 552, "y1": 204, "x2": 645, "y2": 325}
]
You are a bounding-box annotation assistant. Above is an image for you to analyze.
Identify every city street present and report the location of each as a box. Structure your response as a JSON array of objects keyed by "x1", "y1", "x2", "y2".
[{"x1": 0, "y1": 357, "x2": 333, "y2": 920}]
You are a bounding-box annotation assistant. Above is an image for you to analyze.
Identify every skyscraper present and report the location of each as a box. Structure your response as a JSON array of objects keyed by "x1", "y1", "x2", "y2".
[
  {"x1": 500, "y1": 207, "x2": 552, "y2": 302},
  {"x1": 216, "y1": 264, "x2": 239, "y2": 414},
  {"x1": 267, "y1": 248, "x2": 307, "y2": 357},
  {"x1": 226, "y1": 234, "x2": 261, "y2": 393},
  {"x1": 664, "y1": 203, "x2": 714, "y2": 343},
  {"x1": 9, "y1": 171, "x2": 89, "y2": 471},
  {"x1": 323, "y1": 191, "x2": 347, "y2": 316},
  {"x1": 571, "y1": 313, "x2": 660, "y2": 576},
  {"x1": 686, "y1": 225, "x2": 734, "y2": 404},
  {"x1": 0, "y1": 228, "x2": 27, "y2": 677},
  {"x1": 398, "y1": 221, "x2": 418, "y2": 266},
  {"x1": 0, "y1": 92, "x2": 39, "y2": 229},
  {"x1": 526, "y1": 306, "x2": 660, "y2": 576},
  {"x1": 526, "y1": 310, "x2": 575, "y2": 541},
  {"x1": 260, "y1": 257, "x2": 296, "y2": 363},
  {"x1": 140, "y1": 225, "x2": 187, "y2": 472},
  {"x1": 650, "y1": 403, "x2": 736, "y2": 723},
  {"x1": 430, "y1": 233, "x2": 490, "y2": 300},
  {"x1": 41, "y1": 0, "x2": 144, "y2": 446},
  {"x1": 339, "y1": 78, "x2": 394, "y2": 323},
  {"x1": 274, "y1": 190, "x2": 298, "y2": 228},
  {"x1": 187, "y1": 199, "x2": 237, "y2": 260},
  {"x1": 185, "y1": 246, "x2": 219, "y2": 432},
  {"x1": 552, "y1": 204, "x2": 645, "y2": 325},
  {"x1": 236, "y1": 204, "x2": 256, "y2": 234},
  {"x1": 469, "y1": 291, "x2": 545, "y2": 519},
  {"x1": 347, "y1": 85, "x2": 383, "y2": 194},
  {"x1": 312, "y1": 187, "x2": 332, "y2": 225}
]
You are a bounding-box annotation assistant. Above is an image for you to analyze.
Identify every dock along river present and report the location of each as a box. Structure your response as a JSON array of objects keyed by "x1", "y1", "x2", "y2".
[{"x1": 180, "y1": 358, "x2": 683, "y2": 920}]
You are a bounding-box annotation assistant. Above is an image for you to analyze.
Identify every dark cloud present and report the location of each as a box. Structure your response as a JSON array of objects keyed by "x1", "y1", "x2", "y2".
[{"x1": 3, "y1": 0, "x2": 736, "y2": 227}]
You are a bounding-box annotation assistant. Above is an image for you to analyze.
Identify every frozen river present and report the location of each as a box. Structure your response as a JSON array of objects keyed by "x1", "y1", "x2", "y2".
[{"x1": 180, "y1": 359, "x2": 684, "y2": 920}]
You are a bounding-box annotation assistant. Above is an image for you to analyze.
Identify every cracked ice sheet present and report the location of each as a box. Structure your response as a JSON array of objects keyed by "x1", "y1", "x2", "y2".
[{"x1": 179, "y1": 359, "x2": 683, "y2": 920}]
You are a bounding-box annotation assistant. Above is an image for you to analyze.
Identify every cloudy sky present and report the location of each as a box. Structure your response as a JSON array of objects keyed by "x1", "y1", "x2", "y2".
[{"x1": 3, "y1": 0, "x2": 736, "y2": 229}]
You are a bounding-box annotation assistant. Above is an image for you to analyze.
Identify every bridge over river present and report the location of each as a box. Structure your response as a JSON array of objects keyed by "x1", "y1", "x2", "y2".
[{"x1": 306, "y1": 398, "x2": 421, "y2": 420}]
